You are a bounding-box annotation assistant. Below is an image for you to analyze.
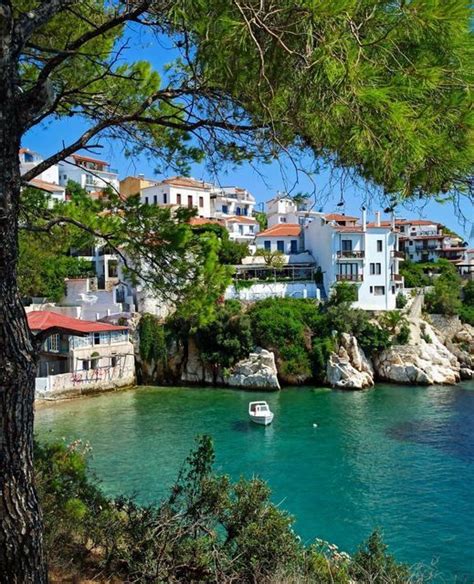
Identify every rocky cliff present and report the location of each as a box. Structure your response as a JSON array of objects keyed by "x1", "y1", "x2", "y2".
[{"x1": 326, "y1": 333, "x2": 374, "y2": 390}]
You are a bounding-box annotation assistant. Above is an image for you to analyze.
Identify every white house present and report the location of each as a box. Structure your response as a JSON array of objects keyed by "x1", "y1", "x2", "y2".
[
  {"x1": 19, "y1": 148, "x2": 66, "y2": 203},
  {"x1": 58, "y1": 153, "x2": 120, "y2": 195},
  {"x1": 211, "y1": 186, "x2": 256, "y2": 218},
  {"x1": 377, "y1": 219, "x2": 466, "y2": 263},
  {"x1": 29, "y1": 310, "x2": 135, "y2": 399},
  {"x1": 305, "y1": 212, "x2": 404, "y2": 311},
  {"x1": 255, "y1": 223, "x2": 304, "y2": 254},
  {"x1": 140, "y1": 176, "x2": 213, "y2": 218},
  {"x1": 266, "y1": 196, "x2": 323, "y2": 227},
  {"x1": 223, "y1": 216, "x2": 259, "y2": 244}
]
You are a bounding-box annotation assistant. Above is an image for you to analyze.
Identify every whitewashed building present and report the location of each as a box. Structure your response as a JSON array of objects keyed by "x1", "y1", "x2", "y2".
[
  {"x1": 140, "y1": 176, "x2": 213, "y2": 218},
  {"x1": 29, "y1": 311, "x2": 135, "y2": 399},
  {"x1": 255, "y1": 223, "x2": 304, "y2": 254},
  {"x1": 389, "y1": 219, "x2": 466, "y2": 263},
  {"x1": 19, "y1": 148, "x2": 66, "y2": 203},
  {"x1": 305, "y1": 212, "x2": 404, "y2": 310},
  {"x1": 211, "y1": 186, "x2": 256, "y2": 218},
  {"x1": 58, "y1": 153, "x2": 120, "y2": 195},
  {"x1": 266, "y1": 196, "x2": 323, "y2": 227}
]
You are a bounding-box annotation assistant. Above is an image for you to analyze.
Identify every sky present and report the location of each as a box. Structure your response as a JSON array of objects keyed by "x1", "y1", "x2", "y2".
[{"x1": 24, "y1": 22, "x2": 473, "y2": 243}]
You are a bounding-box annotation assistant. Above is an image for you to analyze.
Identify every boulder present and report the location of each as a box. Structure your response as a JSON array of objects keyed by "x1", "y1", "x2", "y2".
[
  {"x1": 373, "y1": 320, "x2": 460, "y2": 385},
  {"x1": 460, "y1": 367, "x2": 474, "y2": 380},
  {"x1": 326, "y1": 333, "x2": 374, "y2": 390},
  {"x1": 227, "y1": 348, "x2": 280, "y2": 391}
]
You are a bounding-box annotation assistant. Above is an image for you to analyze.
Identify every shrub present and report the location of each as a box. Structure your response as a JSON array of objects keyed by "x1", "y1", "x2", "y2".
[
  {"x1": 459, "y1": 305, "x2": 474, "y2": 326},
  {"x1": 36, "y1": 437, "x2": 427, "y2": 584},
  {"x1": 425, "y1": 275, "x2": 461, "y2": 316},
  {"x1": 396, "y1": 293, "x2": 408, "y2": 309},
  {"x1": 194, "y1": 301, "x2": 253, "y2": 370},
  {"x1": 396, "y1": 323, "x2": 411, "y2": 345},
  {"x1": 462, "y1": 281, "x2": 474, "y2": 306},
  {"x1": 328, "y1": 282, "x2": 358, "y2": 306},
  {"x1": 139, "y1": 313, "x2": 167, "y2": 363}
]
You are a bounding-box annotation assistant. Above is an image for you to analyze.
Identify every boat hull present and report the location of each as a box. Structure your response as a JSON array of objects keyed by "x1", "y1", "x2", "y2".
[{"x1": 249, "y1": 413, "x2": 274, "y2": 426}]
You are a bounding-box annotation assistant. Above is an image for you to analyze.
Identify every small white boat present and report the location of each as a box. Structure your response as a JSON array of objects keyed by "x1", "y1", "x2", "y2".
[{"x1": 248, "y1": 401, "x2": 274, "y2": 426}]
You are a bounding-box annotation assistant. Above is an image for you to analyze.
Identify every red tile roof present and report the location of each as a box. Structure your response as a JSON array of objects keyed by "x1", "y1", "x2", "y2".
[
  {"x1": 28, "y1": 311, "x2": 127, "y2": 334},
  {"x1": 28, "y1": 179, "x2": 64, "y2": 193},
  {"x1": 256, "y1": 223, "x2": 301, "y2": 237},
  {"x1": 71, "y1": 154, "x2": 108, "y2": 165},
  {"x1": 189, "y1": 217, "x2": 225, "y2": 226},
  {"x1": 335, "y1": 226, "x2": 364, "y2": 233},
  {"x1": 225, "y1": 215, "x2": 258, "y2": 224},
  {"x1": 325, "y1": 213, "x2": 359, "y2": 222},
  {"x1": 162, "y1": 176, "x2": 211, "y2": 190}
]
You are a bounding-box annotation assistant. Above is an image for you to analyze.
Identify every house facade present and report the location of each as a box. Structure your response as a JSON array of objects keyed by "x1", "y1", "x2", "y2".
[
  {"x1": 29, "y1": 311, "x2": 135, "y2": 399},
  {"x1": 20, "y1": 148, "x2": 66, "y2": 203},
  {"x1": 305, "y1": 212, "x2": 404, "y2": 310},
  {"x1": 119, "y1": 175, "x2": 160, "y2": 198},
  {"x1": 58, "y1": 154, "x2": 120, "y2": 195},
  {"x1": 376, "y1": 219, "x2": 466, "y2": 263},
  {"x1": 211, "y1": 186, "x2": 256, "y2": 218},
  {"x1": 140, "y1": 176, "x2": 213, "y2": 217},
  {"x1": 255, "y1": 223, "x2": 304, "y2": 254},
  {"x1": 266, "y1": 196, "x2": 323, "y2": 227}
]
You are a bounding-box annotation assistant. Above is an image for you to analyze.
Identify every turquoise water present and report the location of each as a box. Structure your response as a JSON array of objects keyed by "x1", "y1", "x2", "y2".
[{"x1": 35, "y1": 383, "x2": 474, "y2": 581}]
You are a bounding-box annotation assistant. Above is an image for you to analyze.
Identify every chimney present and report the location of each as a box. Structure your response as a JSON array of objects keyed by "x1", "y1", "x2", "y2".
[
  {"x1": 375, "y1": 211, "x2": 381, "y2": 227},
  {"x1": 362, "y1": 208, "x2": 367, "y2": 232}
]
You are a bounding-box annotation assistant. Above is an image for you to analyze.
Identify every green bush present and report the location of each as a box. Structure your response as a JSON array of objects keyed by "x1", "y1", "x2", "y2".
[
  {"x1": 396, "y1": 323, "x2": 411, "y2": 345},
  {"x1": 194, "y1": 301, "x2": 253, "y2": 370},
  {"x1": 459, "y1": 305, "x2": 474, "y2": 326},
  {"x1": 35, "y1": 437, "x2": 428, "y2": 583},
  {"x1": 396, "y1": 293, "x2": 408, "y2": 309},
  {"x1": 139, "y1": 313, "x2": 167, "y2": 363},
  {"x1": 425, "y1": 270, "x2": 462, "y2": 316}
]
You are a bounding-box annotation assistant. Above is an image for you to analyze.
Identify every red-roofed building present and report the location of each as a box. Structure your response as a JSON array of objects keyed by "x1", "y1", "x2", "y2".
[
  {"x1": 58, "y1": 153, "x2": 119, "y2": 195},
  {"x1": 256, "y1": 223, "x2": 303, "y2": 254},
  {"x1": 29, "y1": 311, "x2": 135, "y2": 399}
]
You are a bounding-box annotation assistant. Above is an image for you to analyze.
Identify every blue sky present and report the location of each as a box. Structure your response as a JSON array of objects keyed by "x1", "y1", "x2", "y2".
[{"x1": 24, "y1": 23, "x2": 473, "y2": 242}]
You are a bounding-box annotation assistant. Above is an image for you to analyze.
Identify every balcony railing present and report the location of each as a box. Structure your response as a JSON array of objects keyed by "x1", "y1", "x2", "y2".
[
  {"x1": 391, "y1": 250, "x2": 405, "y2": 259},
  {"x1": 391, "y1": 273, "x2": 403, "y2": 281},
  {"x1": 336, "y1": 250, "x2": 365, "y2": 259},
  {"x1": 336, "y1": 274, "x2": 363, "y2": 282},
  {"x1": 415, "y1": 245, "x2": 438, "y2": 252}
]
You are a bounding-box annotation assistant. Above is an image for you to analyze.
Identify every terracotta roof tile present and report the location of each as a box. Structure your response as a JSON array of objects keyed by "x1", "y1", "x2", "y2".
[
  {"x1": 28, "y1": 311, "x2": 127, "y2": 334},
  {"x1": 71, "y1": 154, "x2": 108, "y2": 165},
  {"x1": 256, "y1": 223, "x2": 301, "y2": 237},
  {"x1": 325, "y1": 213, "x2": 359, "y2": 222},
  {"x1": 162, "y1": 176, "x2": 211, "y2": 190},
  {"x1": 29, "y1": 179, "x2": 64, "y2": 193},
  {"x1": 225, "y1": 215, "x2": 258, "y2": 224}
]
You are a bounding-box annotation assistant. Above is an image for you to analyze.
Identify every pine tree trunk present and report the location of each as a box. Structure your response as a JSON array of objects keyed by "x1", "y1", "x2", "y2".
[{"x1": 0, "y1": 62, "x2": 47, "y2": 583}]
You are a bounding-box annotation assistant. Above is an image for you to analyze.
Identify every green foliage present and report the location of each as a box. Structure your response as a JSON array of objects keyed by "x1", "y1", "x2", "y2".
[
  {"x1": 400, "y1": 260, "x2": 432, "y2": 288},
  {"x1": 396, "y1": 323, "x2": 411, "y2": 345},
  {"x1": 311, "y1": 337, "x2": 335, "y2": 382},
  {"x1": 459, "y1": 305, "x2": 474, "y2": 327},
  {"x1": 139, "y1": 314, "x2": 167, "y2": 364},
  {"x1": 255, "y1": 248, "x2": 286, "y2": 268},
  {"x1": 396, "y1": 293, "x2": 408, "y2": 309},
  {"x1": 425, "y1": 263, "x2": 462, "y2": 316},
  {"x1": 462, "y1": 281, "x2": 474, "y2": 306},
  {"x1": 194, "y1": 301, "x2": 253, "y2": 370},
  {"x1": 350, "y1": 530, "x2": 411, "y2": 583},
  {"x1": 35, "y1": 437, "x2": 425, "y2": 583},
  {"x1": 328, "y1": 282, "x2": 357, "y2": 306},
  {"x1": 219, "y1": 239, "x2": 249, "y2": 265},
  {"x1": 254, "y1": 212, "x2": 268, "y2": 231}
]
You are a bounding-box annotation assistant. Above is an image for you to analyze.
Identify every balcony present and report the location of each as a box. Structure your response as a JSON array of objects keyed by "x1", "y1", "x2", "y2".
[
  {"x1": 391, "y1": 250, "x2": 405, "y2": 259},
  {"x1": 336, "y1": 250, "x2": 365, "y2": 260},
  {"x1": 415, "y1": 245, "x2": 438, "y2": 252},
  {"x1": 336, "y1": 274, "x2": 363, "y2": 282},
  {"x1": 391, "y1": 273, "x2": 403, "y2": 282}
]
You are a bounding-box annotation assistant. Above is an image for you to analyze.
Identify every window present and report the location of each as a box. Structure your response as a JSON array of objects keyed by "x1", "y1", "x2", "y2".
[
  {"x1": 163, "y1": 193, "x2": 167, "y2": 204},
  {"x1": 238, "y1": 225, "x2": 244, "y2": 235},
  {"x1": 222, "y1": 204, "x2": 228, "y2": 214},
  {"x1": 277, "y1": 240, "x2": 285, "y2": 253},
  {"x1": 116, "y1": 287, "x2": 125, "y2": 303},
  {"x1": 82, "y1": 360, "x2": 89, "y2": 371},
  {"x1": 369, "y1": 263, "x2": 381, "y2": 275},
  {"x1": 264, "y1": 240, "x2": 271, "y2": 250},
  {"x1": 377, "y1": 240, "x2": 383, "y2": 252},
  {"x1": 199, "y1": 196, "x2": 204, "y2": 208},
  {"x1": 187, "y1": 195, "x2": 193, "y2": 208},
  {"x1": 111, "y1": 356, "x2": 117, "y2": 368},
  {"x1": 370, "y1": 286, "x2": 373, "y2": 293},
  {"x1": 236, "y1": 207, "x2": 241, "y2": 216},
  {"x1": 400, "y1": 226, "x2": 405, "y2": 233},
  {"x1": 91, "y1": 358, "x2": 99, "y2": 370},
  {"x1": 153, "y1": 195, "x2": 157, "y2": 205},
  {"x1": 392, "y1": 286, "x2": 396, "y2": 294},
  {"x1": 108, "y1": 260, "x2": 118, "y2": 278},
  {"x1": 290, "y1": 240, "x2": 298, "y2": 253},
  {"x1": 144, "y1": 196, "x2": 149, "y2": 205},
  {"x1": 339, "y1": 263, "x2": 359, "y2": 277},
  {"x1": 341, "y1": 239, "x2": 352, "y2": 251},
  {"x1": 280, "y1": 217, "x2": 287, "y2": 223},
  {"x1": 47, "y1": 334, "x2": 60, "y2": 352},
  {"x1": 242, "y1": 208, "x2": 248, "y2": 216},
  {"x1": 93, "y1": 332, "x2": 101, "y2": 345},
  {"x1": 177, "y1": 193, "x2": 181, "y2": 204},
  {"x1": 374, "y1": 286, "x2": 385, "y2": 296}
]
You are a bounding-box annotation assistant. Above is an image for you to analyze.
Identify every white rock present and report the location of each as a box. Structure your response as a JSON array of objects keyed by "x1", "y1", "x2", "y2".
[
  {"x1": 326, "y1": 333, "x2": 374, "y2": 390},
  {"x1": 227, "y1": 348, "x2": 280, "y2": 390}
]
